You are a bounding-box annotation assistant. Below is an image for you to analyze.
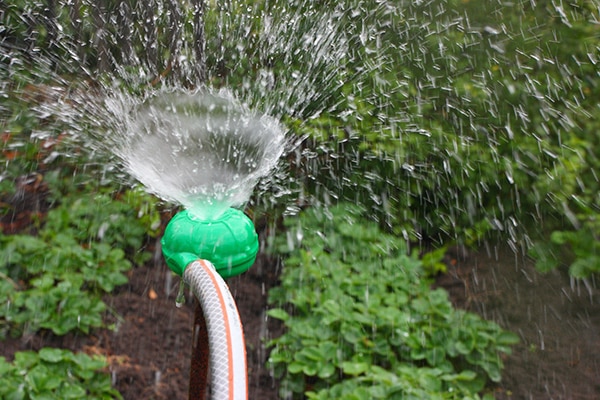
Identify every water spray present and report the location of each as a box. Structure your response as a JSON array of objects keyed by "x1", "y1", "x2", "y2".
[{"x1": 133, "y1": 89, "x2": 283, "y2": 399}]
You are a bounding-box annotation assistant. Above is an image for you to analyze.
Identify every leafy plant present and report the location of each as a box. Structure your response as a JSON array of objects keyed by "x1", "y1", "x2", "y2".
[
  {"x1": 0, "y1": 348, "x2": 121, "y2": 399},
  {"x1": 530, "y1": 224, "x2": 600, "y2": 278},
  {"x1": 42, "y1": 190, "x2": 155, "y2": 265},
  {"x1": 0, "y1": 229, "x2": 130, "y2": 338},
  {"x1": 0, "y1": 172, "x2": 162, "y2": 338},
  {"x1": 268, "y1": 204, "x2": 518, "y2": 399}
]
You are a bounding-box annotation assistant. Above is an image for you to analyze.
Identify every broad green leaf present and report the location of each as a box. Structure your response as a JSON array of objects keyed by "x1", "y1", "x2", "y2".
[
  {"x1": 267, "y1": 308, "x2": 289, "y2": 321},
  {"x1": 341, "y1": 361, "x2": 369, "y2": 376},
  {"x1": 38, "y1": 348, "x2": 66, "y2": 363}
]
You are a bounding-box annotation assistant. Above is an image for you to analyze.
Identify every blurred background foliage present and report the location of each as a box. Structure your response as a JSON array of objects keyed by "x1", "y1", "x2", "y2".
[{"x1": 1, "y1": 0, "x2": 599, "y2": 271}]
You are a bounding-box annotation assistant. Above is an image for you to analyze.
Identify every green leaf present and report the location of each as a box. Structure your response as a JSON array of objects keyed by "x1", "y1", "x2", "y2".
[
  {"x1": 341, "y1": 361, "x2": 369, "y2": 376},
  {"x1": 482, "y1": 361, "x2": 502, "y2": 382},
  {"x1": 318, "y1": 363, "x2": 336, "y2": 379},
  {"x1": 300, "y1": 347, "x2": 326, "y2": 362},
  {"x1": 38, "y1": 348, "x2": 66, "y2": 363},
  {"x1": 267, "y1": 308, "x2": 290, "y2": 321},
  {"x1": 496, "y1": 331, "x2": 520, "y2": 346},
  {"x1": 59, "y1": 383, "x2": 87, "y2": 399},
  {"x1": 288, "y1": 362, "x2": 304, "y2": 374},
  {"x1": 14, "y1": 351, "x2": 39, "y2": 369},
  {"x1": 303, "y1": 364, "x2": 318, "y2": 376},
  {"x1": 456, "y1": 370, "x2": 477, "y2": 380},
  {"x1": 569, "y1": 257, "x2": 597, "y2": 278}
]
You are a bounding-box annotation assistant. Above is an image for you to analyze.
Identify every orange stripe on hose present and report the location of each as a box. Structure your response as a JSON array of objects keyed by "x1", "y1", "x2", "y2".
[{"x1": 198, "y1": 260, "x2": 235, "y2": 400}]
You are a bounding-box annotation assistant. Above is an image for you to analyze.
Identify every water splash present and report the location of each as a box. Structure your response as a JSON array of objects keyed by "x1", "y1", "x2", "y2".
[
  {"x1": 112, "y1": 88, "x2": 285, "y2": 219},
  {"x1": 175, "y1": 279, "x2": 186, "y2": 308},
  {"x1": 4, "y1": 0, "x2": 598, "y2": 251},
  {"x1": 39, "y1": 85, "x2": 285, "y2": 219}
]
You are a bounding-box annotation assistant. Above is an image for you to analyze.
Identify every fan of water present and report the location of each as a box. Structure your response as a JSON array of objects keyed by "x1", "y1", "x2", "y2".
[
  {"x1": 113, "y1": 88, "x2": 285, "y2": 220},
  {"x1": 3, "y1": 0, "x2": 352, "y2": 217}
]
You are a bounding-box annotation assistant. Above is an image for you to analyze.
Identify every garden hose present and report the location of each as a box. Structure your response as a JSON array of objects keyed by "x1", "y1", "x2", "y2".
[
  {"x1": 161, "y1": 207, "x2": 259, "y2": 399},
  {"x1": 184, "y1": 260, "x2": 247, "y2": 400}
]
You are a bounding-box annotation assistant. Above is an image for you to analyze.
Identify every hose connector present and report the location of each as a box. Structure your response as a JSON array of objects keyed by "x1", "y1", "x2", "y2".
[{"x1": 161, "y1": 208, "x2": 259, "y2": 278}]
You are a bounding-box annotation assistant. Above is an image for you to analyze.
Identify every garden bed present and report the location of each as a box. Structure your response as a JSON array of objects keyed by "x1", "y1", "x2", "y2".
[{"x1": 1, "y1": 172, "x2": 598, "y2": 399}]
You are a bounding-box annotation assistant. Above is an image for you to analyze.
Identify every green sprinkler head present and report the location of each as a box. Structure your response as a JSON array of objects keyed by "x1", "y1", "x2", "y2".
[{"x1": 161, "y1": 208, "x2": 259, "y2": 279}]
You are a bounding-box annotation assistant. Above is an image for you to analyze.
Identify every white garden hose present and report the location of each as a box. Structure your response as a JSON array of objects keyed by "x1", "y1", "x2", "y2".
[{"x1": 184, "y1": 260, "x2": 248, "y2": 400}]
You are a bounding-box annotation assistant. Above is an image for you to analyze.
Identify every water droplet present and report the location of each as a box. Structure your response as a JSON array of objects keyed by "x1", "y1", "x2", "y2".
[{"x1": 175, "y1": 279, "x2": 186, "y2": 308}]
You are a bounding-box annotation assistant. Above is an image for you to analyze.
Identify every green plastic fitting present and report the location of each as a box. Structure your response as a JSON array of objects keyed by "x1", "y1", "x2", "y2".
[{"x1": 161, "y1": 208, "x2": 259, "y2": 279}]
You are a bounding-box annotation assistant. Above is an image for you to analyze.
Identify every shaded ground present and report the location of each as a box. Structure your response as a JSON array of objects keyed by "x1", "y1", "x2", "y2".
[
  {"x1": 1, "y1": 176, "x2": 599, "y2": 399},
  {"x1": 439, "y1": 245, "x2": 600, "y2": 400}
]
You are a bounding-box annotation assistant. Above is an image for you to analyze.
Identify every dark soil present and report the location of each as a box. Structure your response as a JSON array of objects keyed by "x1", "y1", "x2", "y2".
[
  {"x1": 2, "y1": 176, "x2": 599, "y2": 399},
  {"x1": 438, "y1": 245, "x2": 600, "y2": 400}
]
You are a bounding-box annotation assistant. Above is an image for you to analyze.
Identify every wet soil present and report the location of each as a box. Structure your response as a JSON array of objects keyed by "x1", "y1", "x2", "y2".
[{"x1": 438, "y1": 245, "x2": 600, "y2": 400}]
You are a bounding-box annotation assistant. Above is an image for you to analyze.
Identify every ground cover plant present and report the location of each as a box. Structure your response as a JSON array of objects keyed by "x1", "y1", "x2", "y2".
[
  {"x1": 1, "y1": 101, "x2": 160, "y2": 397},
  {"x1": 0, "y1": 190, "x2": 154, "y2": 338},
  {"x1": 0, "y1": 348, "x2": 121, "y2": 400},
  {"x1": 268, "y1": 204, "x2": 518, "y2": 399}
]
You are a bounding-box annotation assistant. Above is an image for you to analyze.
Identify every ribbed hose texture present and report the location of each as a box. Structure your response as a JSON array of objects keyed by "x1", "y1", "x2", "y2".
[{"x1": 184, "y1": 260, "x2": 248, "y2": 400}]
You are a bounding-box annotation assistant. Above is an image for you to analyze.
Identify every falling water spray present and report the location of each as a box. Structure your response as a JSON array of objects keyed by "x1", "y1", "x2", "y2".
[{"x1": 111, "y1": 87, "x2": 285, "y2": 278}]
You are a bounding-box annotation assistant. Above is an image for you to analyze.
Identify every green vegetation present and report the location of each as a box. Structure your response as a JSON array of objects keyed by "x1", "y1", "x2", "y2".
[
  {"x1": 208, "y1": 0, "x2": 600, "y2": 277},
  {"x1": 0, "y1": 91, "x2": 159, "y2": 396},
  {"x1": 0, "y1": 348, "x2": 122, "y2": 399},
  {"x1": 268, "y1": 204, "x2": 518, "y2": 399},
  {"x1": 0, "y1": 191, "x2": 153, "y2": 338},
  {"x1": 2, "y1": 0, "x2": 599, "y2": 398}
]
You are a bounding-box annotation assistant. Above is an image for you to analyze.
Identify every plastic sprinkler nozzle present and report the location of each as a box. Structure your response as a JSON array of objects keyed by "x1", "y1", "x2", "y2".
[{"x1": 161, "y1": 208, "x2": 259, "y2": 279}]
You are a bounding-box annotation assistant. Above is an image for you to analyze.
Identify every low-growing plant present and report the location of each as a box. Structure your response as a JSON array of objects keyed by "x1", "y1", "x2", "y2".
[
  {"x1": 268, "y1": 204, "x2": 518, "y2": 399},
  {"x1": 0, "y1": 347, "x2": 121, "y2": 399},
  {"x1": 0, "y1": 179, "x2": 161, "y2": 338},
  {"x1": 42, "y1": 190, "x2": 155, "y2": 266},
  {"x1": 0, "y1": 229, "x2": 130, "y2": 338},
  {"x1": 530, "y1": 223, "x2": 600, "y2": 278}
]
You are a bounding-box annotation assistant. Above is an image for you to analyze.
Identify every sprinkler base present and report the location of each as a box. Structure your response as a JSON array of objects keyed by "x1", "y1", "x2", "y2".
[{"x1": 161, "y1": 208, "x2": 259, "y2": 278}]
